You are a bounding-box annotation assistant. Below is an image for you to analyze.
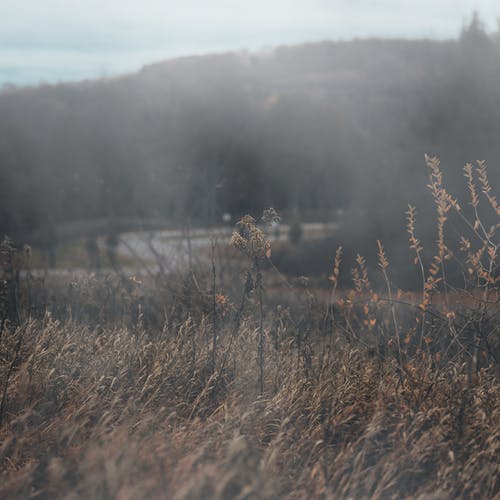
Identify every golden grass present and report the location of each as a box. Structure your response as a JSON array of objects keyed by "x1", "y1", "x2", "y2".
[
  {"x1": 0, "y1": 315, "x2": 497, "y2": 499},
  {"x1": 0, "y1": 158, "x2": 498, "y2": 499}
]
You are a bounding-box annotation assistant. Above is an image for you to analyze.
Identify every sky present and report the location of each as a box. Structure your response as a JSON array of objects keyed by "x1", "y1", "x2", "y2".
[{"x1": 1, "y1": 0, "x2": 499, "y2": 87}]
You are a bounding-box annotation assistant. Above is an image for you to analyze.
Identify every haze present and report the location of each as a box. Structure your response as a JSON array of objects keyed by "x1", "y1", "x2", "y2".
[
  {"x1": 1, "y1": 0, "x2": 500, "y2": 86},
  {"x1": 1, "y1": 1, "x2": 499, "y2": 496}
]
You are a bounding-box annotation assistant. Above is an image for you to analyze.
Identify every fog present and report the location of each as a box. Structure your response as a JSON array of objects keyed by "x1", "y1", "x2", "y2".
[{"x1": 1, "y1": 14, "x2": 499, "y2": 282}]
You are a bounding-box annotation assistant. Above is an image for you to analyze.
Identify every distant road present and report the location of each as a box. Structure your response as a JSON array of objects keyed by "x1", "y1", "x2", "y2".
[
  {"x1": 22, "y1": 218, "x2": 337, "y2": 246},
  {"x1": 115, "y1": 222, "x2": 338, "y2": 262},
  {"x1": 22, "y1": 221, "x2": 338, "y2": 276}
]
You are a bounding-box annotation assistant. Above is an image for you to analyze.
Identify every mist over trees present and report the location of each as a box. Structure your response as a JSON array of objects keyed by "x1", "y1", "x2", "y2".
[{"x1": 1, "y1": 16, "x2": 499, "y2": 264}]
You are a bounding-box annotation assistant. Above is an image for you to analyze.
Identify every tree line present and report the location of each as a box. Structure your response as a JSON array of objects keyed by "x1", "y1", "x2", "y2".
[{"x1": 0, "y1": 16, "x2": 499, "y2": 260}]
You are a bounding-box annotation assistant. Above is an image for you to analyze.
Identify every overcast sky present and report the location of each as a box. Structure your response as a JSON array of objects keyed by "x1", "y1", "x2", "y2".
[{"x1": 1, "y1": 0, "x2": 499, "y2": 87}]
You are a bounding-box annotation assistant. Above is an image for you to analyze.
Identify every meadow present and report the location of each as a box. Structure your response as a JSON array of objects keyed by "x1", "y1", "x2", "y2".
[{"x1": 0, "y1": 157, "x2": 498, "y2": 499}]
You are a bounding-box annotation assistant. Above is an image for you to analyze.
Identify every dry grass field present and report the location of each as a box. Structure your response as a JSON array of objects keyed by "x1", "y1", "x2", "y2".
[{"x1": 0, "y1": 158, "x2": 498, "y2": 499}]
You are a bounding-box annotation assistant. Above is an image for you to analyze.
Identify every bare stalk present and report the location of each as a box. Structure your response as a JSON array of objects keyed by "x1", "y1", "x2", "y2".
[
  {"x1": 211, "y1": 240, "x2": 218, "y2": 375},
  {"x1": 377, "y1": 240, "x2": 403, "y2": 371}
]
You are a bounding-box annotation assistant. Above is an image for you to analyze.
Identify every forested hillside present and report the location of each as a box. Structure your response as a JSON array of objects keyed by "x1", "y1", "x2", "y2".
[{"x1": 1, "y1": 18, "x2": 499, "y2": 254}]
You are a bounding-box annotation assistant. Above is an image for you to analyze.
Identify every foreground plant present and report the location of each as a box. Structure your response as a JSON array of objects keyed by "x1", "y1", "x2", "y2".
[
  {"x1": 230, "y1": 209, "x2": 279, "y2": 394},
  {"x1": 0, "y1": 162, "x2": 498, "y2": 499}
]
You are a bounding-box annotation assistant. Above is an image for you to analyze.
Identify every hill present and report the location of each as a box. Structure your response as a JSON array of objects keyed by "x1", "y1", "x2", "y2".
[{"x1": 1, "y1": 21, "x2": 499, "y2": 275}]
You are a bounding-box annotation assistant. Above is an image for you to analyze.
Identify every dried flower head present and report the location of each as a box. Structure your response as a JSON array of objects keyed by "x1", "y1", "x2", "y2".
[
  {"x1": 231, "y1": 210, "x2": 276, "y2": 262},
  {"x1": 261, "y1": 208, "x2": 281, "y2": 226}
]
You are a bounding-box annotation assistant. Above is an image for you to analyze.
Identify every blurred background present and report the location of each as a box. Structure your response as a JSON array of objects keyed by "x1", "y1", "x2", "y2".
[{"x1": 1, "y1": 1, "x2": 499, "y2": 282}]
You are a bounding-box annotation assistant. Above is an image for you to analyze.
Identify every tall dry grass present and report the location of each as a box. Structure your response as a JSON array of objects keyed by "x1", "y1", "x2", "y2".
[{"x1": 0, "y1": 158, "x2": 498, "y2": 499}]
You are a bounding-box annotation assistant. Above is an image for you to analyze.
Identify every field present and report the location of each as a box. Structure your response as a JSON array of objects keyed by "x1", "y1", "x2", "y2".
[{"x1": 0, "y1": 158, "x2": 499, "y2": 499}]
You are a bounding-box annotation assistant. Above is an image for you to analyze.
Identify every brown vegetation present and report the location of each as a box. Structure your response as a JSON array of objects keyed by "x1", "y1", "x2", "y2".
[{"x1": 0, "y1": 159, "x2": 498, "y2": 498}]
